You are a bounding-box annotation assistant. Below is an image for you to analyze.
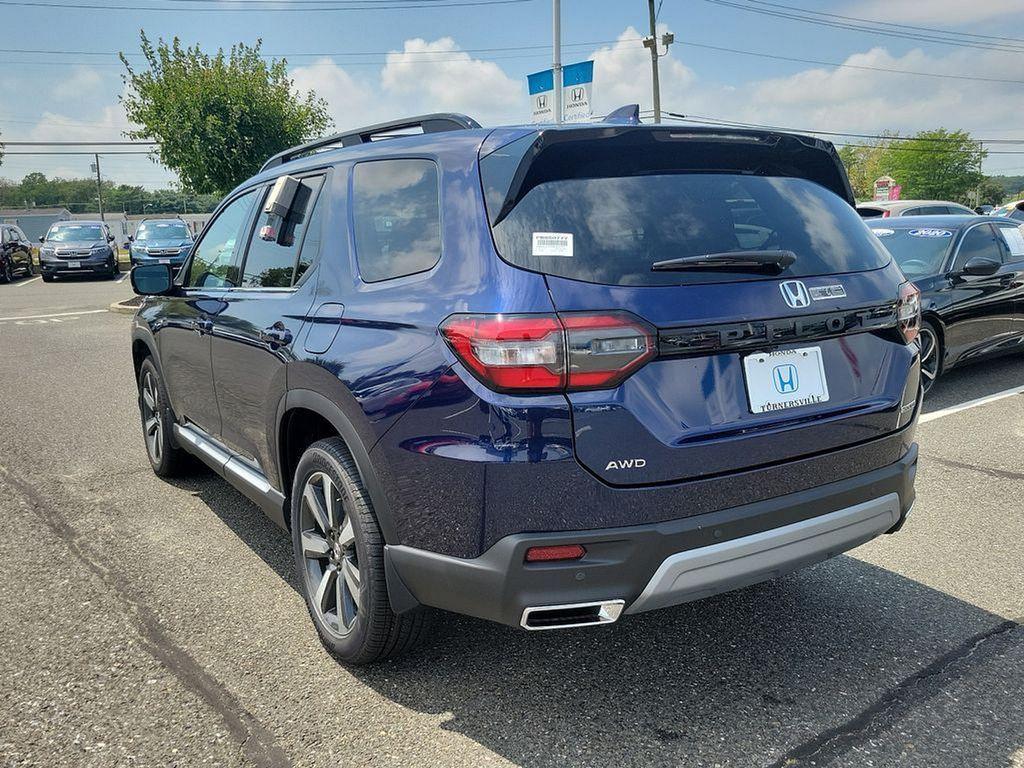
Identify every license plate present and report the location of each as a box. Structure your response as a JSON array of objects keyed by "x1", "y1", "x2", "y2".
[
  {"x1": 68, "y1": 260, "x2": 81, "y2": 268},
  {"x1": 743, "y1": 347, "x2": 830, "y2": 414},
  {"x1": 159, "y1": 259, "x2": 171, "y2": 264}
]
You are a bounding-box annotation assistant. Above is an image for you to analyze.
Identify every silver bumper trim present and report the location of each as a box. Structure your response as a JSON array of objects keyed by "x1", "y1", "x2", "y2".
[{"x1": 626, "y1": 492, "x2": 901, "y2": 615}]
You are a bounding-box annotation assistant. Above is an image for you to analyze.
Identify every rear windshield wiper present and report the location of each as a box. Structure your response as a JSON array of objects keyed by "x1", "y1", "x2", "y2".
[{"x1": 651, "y1": 250, "x2": 797, "y2": 272}]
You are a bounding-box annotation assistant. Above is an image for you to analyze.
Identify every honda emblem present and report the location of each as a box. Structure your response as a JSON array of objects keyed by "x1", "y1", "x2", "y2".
[{"x1": 779, "y1": 280, "x2": 811, "y2": 309}]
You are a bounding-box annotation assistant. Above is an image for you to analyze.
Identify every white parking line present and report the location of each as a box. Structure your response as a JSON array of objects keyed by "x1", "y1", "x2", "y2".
[
  {"x1": 116, "y1": 272, "x2": 128, "y2": 283},
  {"x1": 920, "y1": 385, "x2": 1024, "y2": 423},
  {"x1": 18, "y1": 276, "x2": 42, "y2": 287},
  {"x1": 0, "y1": 308, "x2": 108, "y2": 322}
]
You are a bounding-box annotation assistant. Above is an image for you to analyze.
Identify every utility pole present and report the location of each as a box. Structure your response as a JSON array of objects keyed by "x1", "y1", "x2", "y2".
[
  {"x1": 92, "y1": 153, "x2": 105, "y2": 221},
  {"x1": 552, "y1": 0, "x2": 562, "y2": 125},
  {"x1": 642, "y1": 0, "x2": 674, "y2": 123}
]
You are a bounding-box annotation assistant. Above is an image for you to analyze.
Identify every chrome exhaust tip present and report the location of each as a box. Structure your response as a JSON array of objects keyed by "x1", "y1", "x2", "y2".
[{"x1": 520, "y1": 600, "x2": 625, "y2": 631}]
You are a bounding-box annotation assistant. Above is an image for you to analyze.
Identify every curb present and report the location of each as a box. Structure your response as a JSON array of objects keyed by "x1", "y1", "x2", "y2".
[{"x1": 109, "y1": 300, "x2": 139, "y2": 315}]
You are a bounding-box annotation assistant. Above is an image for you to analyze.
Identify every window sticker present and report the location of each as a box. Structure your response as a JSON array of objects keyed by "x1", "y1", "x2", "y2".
[
  {"x1": 532, "y1": 232, "x2": 574, "y2": 257},
  {"x1": 907, "y1": 229, "x2": 953, "y2": 238},
  {"x1": 998, "y1": 227, "x2": 1024, "y2": 257},
  {"x1": 873, "y1": 228, "x2": 895, "y2": 237}
]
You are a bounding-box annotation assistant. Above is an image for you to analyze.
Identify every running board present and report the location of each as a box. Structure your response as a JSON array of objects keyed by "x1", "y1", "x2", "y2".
[{"x1": 173, "y1": 423, "x2": 288, "y2": 530}]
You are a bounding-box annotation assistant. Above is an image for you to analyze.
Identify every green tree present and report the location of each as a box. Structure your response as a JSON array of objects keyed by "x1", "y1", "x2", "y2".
[
  {"x1": 120, "y1": 33, "x2": 332, "y2": 195},
  {"x1": 839, "y1": 134, "x2": 898, "y2": 201},
  {"x1": 976, "y1": 177, "x2": 1008, "y2": 207},
  {"x1": 886, "y1": 129, "x2": 986, "y2": 203}
]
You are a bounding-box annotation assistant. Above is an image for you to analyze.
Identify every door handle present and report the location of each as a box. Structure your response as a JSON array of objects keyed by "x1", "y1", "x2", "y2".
[
  {"x1": 190, "y1": 318, "x2": 213, "y2": 335},
  {"x1": 260, "y1": 325, "x2": 293, "y2": 348}
]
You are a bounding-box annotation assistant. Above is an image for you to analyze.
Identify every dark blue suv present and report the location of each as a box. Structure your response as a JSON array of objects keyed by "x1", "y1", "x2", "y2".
[{"x1": 129, "y1": 112, "x2": 922, "y2": 664}]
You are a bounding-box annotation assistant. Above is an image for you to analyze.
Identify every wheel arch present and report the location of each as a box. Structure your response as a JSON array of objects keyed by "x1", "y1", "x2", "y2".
[{"x1": 278, "y1": 389, "x2": 397, "y2": 544}]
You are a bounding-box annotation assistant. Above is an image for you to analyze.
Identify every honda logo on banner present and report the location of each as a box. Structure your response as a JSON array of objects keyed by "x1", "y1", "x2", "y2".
[{"x1": 527, "y1": 60, "x2": 593, "y2": 123}]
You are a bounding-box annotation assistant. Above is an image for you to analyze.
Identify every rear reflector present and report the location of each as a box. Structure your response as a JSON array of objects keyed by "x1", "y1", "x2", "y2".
[
  {"x1": 440, "y1": 311, "x2": 656, "y2": 393},
  {"x1": 524, "y1": 544, "x2": 586, "y2": 562}
]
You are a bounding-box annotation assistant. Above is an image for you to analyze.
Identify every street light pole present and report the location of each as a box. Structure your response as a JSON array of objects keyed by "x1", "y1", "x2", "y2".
[
  {"x1": 645, "y1": 0, "x2": 661, "y2": 123},
  {"x1": 553, "y1": 0, "x2": 562, "y2": 125},
  {"x1": 93, "y1": 153, "x2": 105, "y2": 221}
]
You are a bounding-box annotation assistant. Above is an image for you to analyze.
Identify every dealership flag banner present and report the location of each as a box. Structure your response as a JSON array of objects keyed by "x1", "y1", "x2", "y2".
[{"x1": 528, "y1": 60, "x2": 594, "y2": 124}]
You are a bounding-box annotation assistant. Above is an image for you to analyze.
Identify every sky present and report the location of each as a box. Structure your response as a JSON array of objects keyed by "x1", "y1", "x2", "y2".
[{"x1": 2, "y1": 0, "x2": 1024, "y2": 195}]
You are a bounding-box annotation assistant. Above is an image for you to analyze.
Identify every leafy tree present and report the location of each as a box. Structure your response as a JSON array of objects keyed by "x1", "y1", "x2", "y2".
[
  {"x1": 885, "y1": 129, "x2": 986, "y2": 203},
  {"x1": 976, "y1": 177, "x2": 1008, "y2": 207},
  {"x1": 838, "y1": 135, "x2": 898, "y2": 201},
  {"x1": 120, "y1": 33, "x2": 332, "y2": 195},
  {"x1": 0, "y1": 171, "x2": 221, "y2": 213}
]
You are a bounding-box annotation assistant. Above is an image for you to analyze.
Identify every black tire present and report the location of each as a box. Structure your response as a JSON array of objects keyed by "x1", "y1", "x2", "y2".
[
  {"x1": 918, "y1": 319, "x2": 942, "y2": 394},
  {"x1": 291, "y1": 438, "x2": 429, "y2": 664},
  {"x1": 137, "y1": 357, "x2": 189, "y2": 477},
  {"x1": 0, "y1": 260, "x2": 11, "y2": 284},
  {"x1": 41, "y1": 273, "x2": 54, "y2": 283},
  {"x1": 22, "y1": 259, "x2": 33, "y2": 277},
  {"x1": 111, "y1": 257, "x2": 120, "y2": 277}
]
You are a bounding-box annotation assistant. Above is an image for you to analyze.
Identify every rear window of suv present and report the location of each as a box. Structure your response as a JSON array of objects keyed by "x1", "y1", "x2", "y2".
[{"x1": 482, "y1": 136, "x2": 890, "y2": 287}]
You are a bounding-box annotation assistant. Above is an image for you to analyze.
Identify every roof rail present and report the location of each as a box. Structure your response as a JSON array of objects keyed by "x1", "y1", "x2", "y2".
[{"x1": 260, "y1": 113, "x2": 482, "y2": 172}]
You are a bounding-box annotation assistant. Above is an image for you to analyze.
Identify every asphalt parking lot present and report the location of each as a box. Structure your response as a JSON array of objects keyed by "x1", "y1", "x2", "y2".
[{"x1": 0, "y1": 276, "x2": 1021, "y2": 768}]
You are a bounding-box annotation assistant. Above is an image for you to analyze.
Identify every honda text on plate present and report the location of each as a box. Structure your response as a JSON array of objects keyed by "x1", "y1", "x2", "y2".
[{"x1": 128, "y1": 110, "x2": 922, "y2": 664}]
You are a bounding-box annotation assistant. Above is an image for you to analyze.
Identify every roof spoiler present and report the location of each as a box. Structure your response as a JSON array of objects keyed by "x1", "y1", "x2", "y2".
[{"x1": 261, "y1": 113, "x2": 481, "y2": 172}]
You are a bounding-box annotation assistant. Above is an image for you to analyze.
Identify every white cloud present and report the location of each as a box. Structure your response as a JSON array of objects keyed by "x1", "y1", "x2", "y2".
[
  {"x1": 380, "y1": 37, "x2": 522, "y2": 125},
  {"x1": 851, "y1": 0, "x2": 1024, "y2": 24},
  {"x1": 291, "y1": 57, "x2": 382, "y2": 127},
  {"x1": 50, "y1": 66, "x2": 102, "y2": 100}
]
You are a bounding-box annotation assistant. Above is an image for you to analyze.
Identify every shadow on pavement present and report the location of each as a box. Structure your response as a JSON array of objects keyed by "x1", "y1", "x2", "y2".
[{"x1": 173, "y1": 472, "x2": 1022, "y2": 767}]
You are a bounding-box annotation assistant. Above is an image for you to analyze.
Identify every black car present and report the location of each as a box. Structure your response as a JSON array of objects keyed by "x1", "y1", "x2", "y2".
[
  {"x1": 868, "y1": 215, "x2": 1024, "y2": 391},
  {"x1": 1, "y1": 224, "x2": 34, "y2": 282},
  {"x1": 38, "y1": 220, "x2": 120, "y2": 281}
]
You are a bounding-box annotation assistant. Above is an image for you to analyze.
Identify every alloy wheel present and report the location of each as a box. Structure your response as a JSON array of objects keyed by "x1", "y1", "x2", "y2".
[
  {"x1": 919, "y1": 325, "x2": 939, "y2": 392},
  {"x1": 140, "y1": 371, "x2": 163, "y2": 463},
  {"x1": 300, "y1": 471, "x2": 361, "y2": 637}
]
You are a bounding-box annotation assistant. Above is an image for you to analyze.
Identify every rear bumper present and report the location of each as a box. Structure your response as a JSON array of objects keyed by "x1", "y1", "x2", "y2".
[{"x1": 384, "y1": 443, "x2": 918, "y2": 629}]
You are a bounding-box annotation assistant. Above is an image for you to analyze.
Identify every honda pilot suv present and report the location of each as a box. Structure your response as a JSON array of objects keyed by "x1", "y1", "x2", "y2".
[
  {"x1": 129, "y1": 218, "x2": 194, "y2": 273},
  {"x1": 129, "y1": 112, "x2": 922, "y2": 664}
]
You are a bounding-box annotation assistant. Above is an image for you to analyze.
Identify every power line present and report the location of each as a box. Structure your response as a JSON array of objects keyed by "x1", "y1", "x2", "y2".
[
  {"x1": 703, "y1": 0, "x2": 1024, "y2": 54},
  {"x1": 741, "y1": 0, "x2": 1024, "y2": 45},
  {"x1": 0, "y1": 0, "x2": 535, "y2": 11}
]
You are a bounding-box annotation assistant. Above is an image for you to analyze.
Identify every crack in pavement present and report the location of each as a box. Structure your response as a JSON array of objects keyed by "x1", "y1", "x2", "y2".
[
  {"x1": 923, "y1": 454, "x2": 1024, "y2": 483},
  {"x1": 765, "y1": 618, "x2": 1021, "y2": 767},
  {"x1": 0, "y1": 462, "x2": 292, "y2": 768}
]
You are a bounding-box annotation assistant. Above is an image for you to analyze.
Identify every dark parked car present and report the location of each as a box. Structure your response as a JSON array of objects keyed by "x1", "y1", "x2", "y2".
[
  {"x1": 129, "y1": 113, "x2": 921, "y2": 664},
  {"x1": 129, "y1": 218, "x2": 194, "y2": 273},
  {"x1": 0, "y1": 224, "x2": 34, "y2": 282},
  {"x1": 868, "y1": 215, "x2": 1024, "y2": 391},
  {"x1": 38, "y1": 220, "x2": 120, "y2": 281}
]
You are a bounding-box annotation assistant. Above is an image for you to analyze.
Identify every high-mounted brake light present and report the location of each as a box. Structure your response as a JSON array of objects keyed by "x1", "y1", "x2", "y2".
[
  {"x1": 898, "y1": 282, "x2": 921, "y2": 344},
  {"x1": 440, "y1": 311, "x2": 656, "y2": 393}
]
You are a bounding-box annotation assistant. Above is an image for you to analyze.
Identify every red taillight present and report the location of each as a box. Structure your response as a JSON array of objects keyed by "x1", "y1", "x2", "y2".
[
  {"x1": 440, "y1": 311, "x2": 656, "y2": 393},
  {"x1": 525, "y1": 544, "x2": 586, "y2": 562},
  {"x1": 898, "y1": 282, "x2": 921, "y2": 344}
]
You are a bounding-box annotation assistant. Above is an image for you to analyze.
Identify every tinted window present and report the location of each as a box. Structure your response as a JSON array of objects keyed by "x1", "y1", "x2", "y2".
[
  {"x1": 900, "y1": 208, "x2": 923, "y2": 216},
  {"x1": 953, "y1": 225, "x2": 1001, "y2": 271},
  {"x1": 489, "y1": 174, "x2": 890, "y2": 286},
  {"x1": 996, "y1": 224, "x2": 1024, "y2": 262},
  {"x1": 186, "y1": 190, "x2": 257, "y2": 288},
  {"x1": 869, "y1": 226, "x2": 954, "y2": 278},
  {"x1": 295, "y1": 186, "x2": 326, "y2": 284},
  {"x1": 240, "y1": 176, "x2": 324, "y2": 288},
  {"x1": 915, "y1": 206, "x2": 949, "y2": 215},
  {"x1": 857, "y1": 208, "x2": 885, "y2": 218},
  {"x1": 353, "y1": 159, "x2": 441, "y2": 282}
]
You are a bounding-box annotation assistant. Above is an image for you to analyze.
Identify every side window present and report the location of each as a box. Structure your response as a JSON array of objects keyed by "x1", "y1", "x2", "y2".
[
  {"x1": 353, "y1": 159, "x2": 441, "y2": 282},
  {"x1": 902, "y1": 207, "x2": 922, "y2": 216},
  {"x1": 240, "y1": 175, "x2": 324, "y2": 288},
  {"x1": 954, "y1": 225, "x2": 1001, "y2": 271},
  {"x1": 996, "y1": 225, "x2": 1024, "y2": 263},
  {"x1": 186, "y1": 190, "x2": 257, "y2": 288},
  {"x1": 14, "y1": 227, "x2": 26, "y2": 241},
  {"x1": 1, "y1": 228, "x2": 8, "y2": 244},
  {"x1": 294, "y1": 186, "x2": 326, "y2": 285}
]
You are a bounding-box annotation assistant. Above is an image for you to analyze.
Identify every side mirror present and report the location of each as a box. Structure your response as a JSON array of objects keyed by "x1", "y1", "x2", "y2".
[
  {"x1": 127, "y1": 235, "x2": 134, "y2": 243},
  {"x1": 108, "y1": 234, "x2": 115, "y2": 242},
  {"x1": 961, "y1": 256, "x2": 1001, "y2": 277},
  {"x1": 131, "y1": 263, "x2": 175, "y2": 296},
  {"x1": 38, "y1": 236, "x2": 45, "y2": 243}
]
